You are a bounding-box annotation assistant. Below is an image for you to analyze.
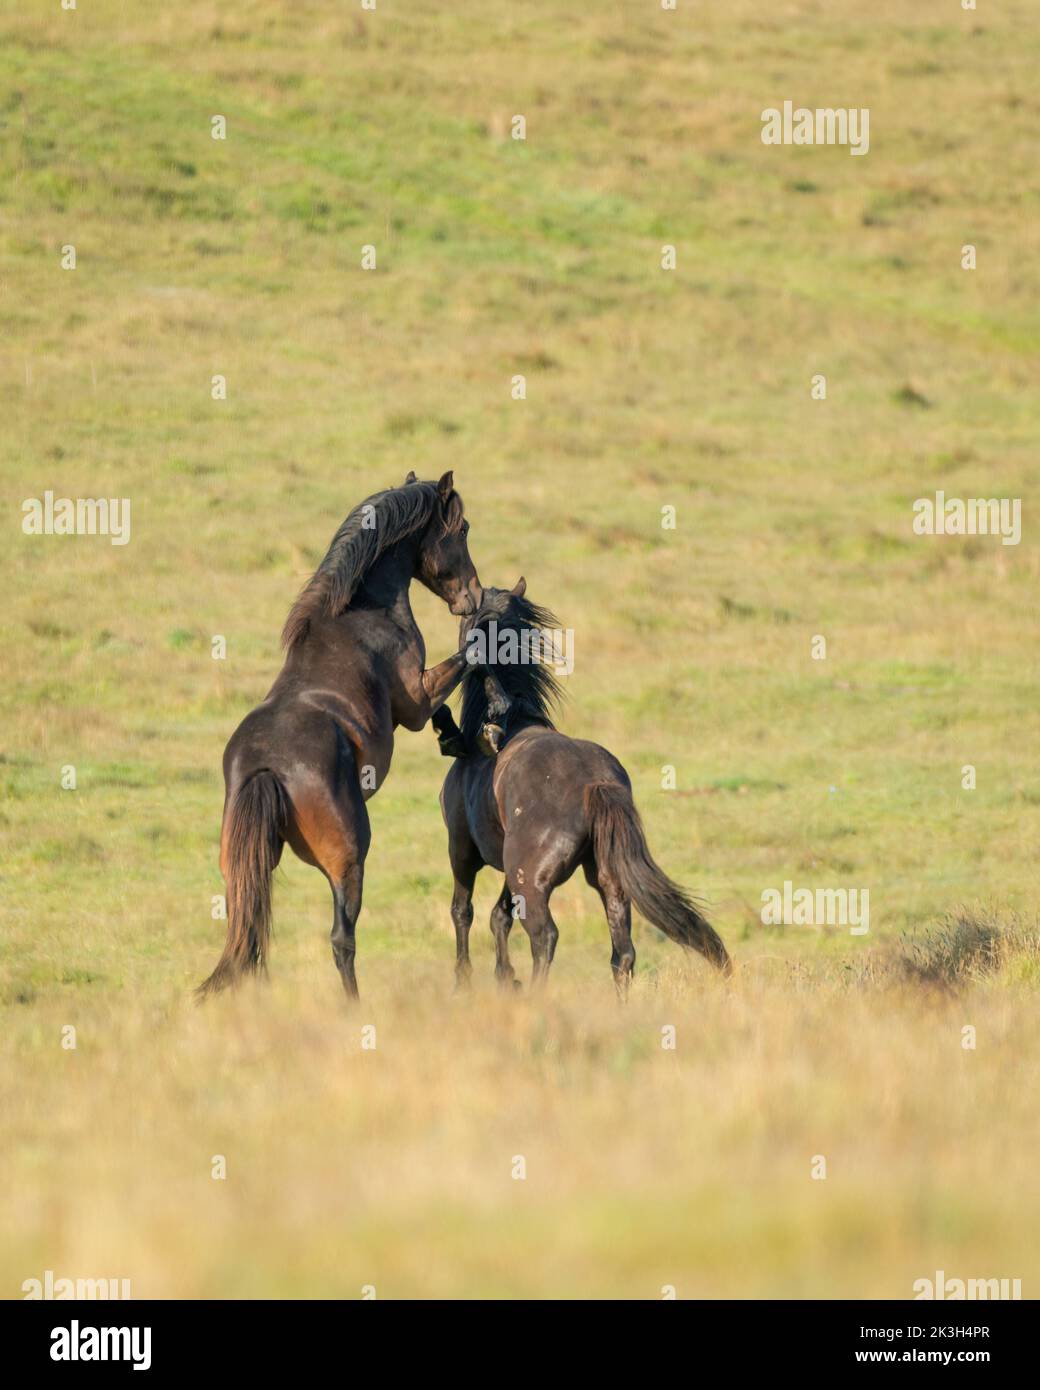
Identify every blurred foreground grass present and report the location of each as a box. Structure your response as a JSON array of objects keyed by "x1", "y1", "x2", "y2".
[{"x1": 4, "y1": 922, "x2": 1039, "y2": 1299}]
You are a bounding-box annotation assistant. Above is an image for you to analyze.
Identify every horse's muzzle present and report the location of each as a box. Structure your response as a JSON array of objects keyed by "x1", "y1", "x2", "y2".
[{"x1": 450, "y1": 585, "x2": 482, "y2": 617}]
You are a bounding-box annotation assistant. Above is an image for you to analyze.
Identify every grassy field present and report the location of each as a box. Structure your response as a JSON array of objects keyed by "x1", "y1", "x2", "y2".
[{"x1": 1, "y1": 0, "x2": 1038, "y2": 1299}]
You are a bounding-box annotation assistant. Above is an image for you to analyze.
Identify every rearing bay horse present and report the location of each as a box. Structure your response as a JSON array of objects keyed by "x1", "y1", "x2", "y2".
[
  {"x1": 435, "y1": 581, "x2": 732, "y2": 995},
  {"x1": 199, "y1": 471, "x2": 485, "y2": 1001}
]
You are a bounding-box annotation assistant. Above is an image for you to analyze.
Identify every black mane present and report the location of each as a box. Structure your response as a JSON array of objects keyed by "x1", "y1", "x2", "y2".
[
  {"x1": 282, "y1": 480, "x2": 462, "y2": 649},
  {"x1": 460, "y1": 592, "x2": 564, "y2": 744}
]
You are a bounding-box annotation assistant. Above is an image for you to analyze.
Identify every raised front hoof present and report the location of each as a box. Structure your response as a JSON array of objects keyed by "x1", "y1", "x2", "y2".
[
  {"x1": 437, "y1": 733, "x2": 467, "y2": 759},
  {"x1": 477, "y1": 723, "x2": 504, "y2": 757}
]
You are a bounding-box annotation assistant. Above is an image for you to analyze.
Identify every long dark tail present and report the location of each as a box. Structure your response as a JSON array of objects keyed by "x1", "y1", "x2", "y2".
[
  {"x1": 585, "y1": 781, "x2": 732, "y2": 975},
  {"x1": 197, "y1": 770, "x2": 288, "y2": 998}
]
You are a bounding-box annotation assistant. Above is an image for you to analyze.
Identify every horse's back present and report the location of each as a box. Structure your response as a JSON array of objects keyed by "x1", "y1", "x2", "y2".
[{"x1": 493, "y1": 727, "x2": 630, "y2": 846}]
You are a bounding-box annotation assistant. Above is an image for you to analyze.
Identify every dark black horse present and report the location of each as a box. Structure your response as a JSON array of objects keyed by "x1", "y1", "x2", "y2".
[
  {"x1": 434, "y1": 581, "x2": 733, "y2": 994},
  {"x1": 199, "y1": 471, "x2": 488, "y2": 1001}
]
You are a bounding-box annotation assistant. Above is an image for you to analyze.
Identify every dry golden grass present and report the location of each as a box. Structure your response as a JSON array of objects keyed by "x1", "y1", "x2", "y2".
[{"x1": 2, "y1": 923, "x2": 1038, "y2": 1298}]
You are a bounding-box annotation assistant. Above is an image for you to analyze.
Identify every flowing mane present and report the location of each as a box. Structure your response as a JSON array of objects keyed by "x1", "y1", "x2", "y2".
[
  {"x1": 281, "y1": 480, "x2": 463, "y2": 649},
  {"x1": 460, "y1": 592, "x2": 563, "y2": 745}
]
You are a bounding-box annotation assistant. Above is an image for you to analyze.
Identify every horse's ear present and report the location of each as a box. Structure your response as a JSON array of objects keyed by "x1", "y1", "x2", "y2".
[
  {"x1": 403, "y1": 470, "x2": 417, "y2": 485},
  {"x1": 511, "y1": 575, "x2": 526, "y2": 597},
  {"x1": 436, "y1": 470, "x2": 454, "y2": 501}
]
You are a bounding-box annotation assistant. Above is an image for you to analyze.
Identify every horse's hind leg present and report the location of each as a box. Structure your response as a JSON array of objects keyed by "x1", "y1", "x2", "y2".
[
  {"x1": 331, "y1": 863, "x2": 364, "y2": 1000},
  {"x1": 489, "y1": 879, "x2": 521, "y2": 990},
  {"x1": 517, "y1": 887, "x2": 560, "y2": 988},
  {"x1": 508, "y1": 839, "x2": 578, "y2": 988},
  {"x1": 285, "y1": 750, "x2": 370, "y2": 1002},
  {"x1": 585, "y1": 859, "x2": 635, "y2": 1000},
  {"x1": 604, "y1": 891, "x2": 635, "y2": 1000}
]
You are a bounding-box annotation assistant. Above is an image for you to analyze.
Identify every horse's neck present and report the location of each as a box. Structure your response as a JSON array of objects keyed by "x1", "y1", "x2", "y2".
[
  {"x1": 282, "y1": 541, "x2": 421, "y2": 680},
  {"x1": 354, "y1": 539, "x2": 421, "y2": 629},
  {"x1": 356, "y1": 536, "x2": 411, "y2": 602},
  {"x1": 504, "y1": 710, "x2": 551, "y2": 739}
]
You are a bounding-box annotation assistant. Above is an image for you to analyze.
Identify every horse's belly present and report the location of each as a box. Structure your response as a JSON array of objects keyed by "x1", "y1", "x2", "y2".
[
  {"x1": 472, "y1": 822, "x2": 505, "y2": 872},
  {"x1": 463, "y1": 772, "x2": 505, "y2": 869}
]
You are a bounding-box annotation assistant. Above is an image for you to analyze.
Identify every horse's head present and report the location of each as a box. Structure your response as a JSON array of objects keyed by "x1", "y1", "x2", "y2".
[
  {"x1": 457, "y1": 575, "x2": 526, "y2": 647},
  {"x1": 408, "y1": 470, "x2": 483, "y2": 616},
  {"x1": 456, "y1": 576, "x2": 562, "y2": 746}
]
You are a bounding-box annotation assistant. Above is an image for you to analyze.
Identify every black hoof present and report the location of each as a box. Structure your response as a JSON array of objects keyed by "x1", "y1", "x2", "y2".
[{"x1": 478, "y1": 723, "x2": 504, "y2": 757}]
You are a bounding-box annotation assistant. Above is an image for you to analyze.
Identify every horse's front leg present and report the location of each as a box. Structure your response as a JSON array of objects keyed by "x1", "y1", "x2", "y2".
[
  {"x1": 397, "y1": 651, "x2": 468, "y2": 732},
  {"x1": 430, "y1": 667, "x2": 514, "y2": 757},
  {"x1": 476, "y1": 668, "x2": 511, "y2": 754},
  {"x1": 450, "y1": 866, "x2": 477, "y2": 991},
  {"x1": 421, "y1": 650, "x2": 469, "y2": 714},
  {"x1": 432, "y1": 704, "x2": 467, "y2": 758}
]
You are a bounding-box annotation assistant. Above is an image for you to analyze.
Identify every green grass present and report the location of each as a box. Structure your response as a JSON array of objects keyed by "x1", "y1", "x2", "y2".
[{"x1": 1, "y1": 0, "x2": 1038, "y2": 1299}]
